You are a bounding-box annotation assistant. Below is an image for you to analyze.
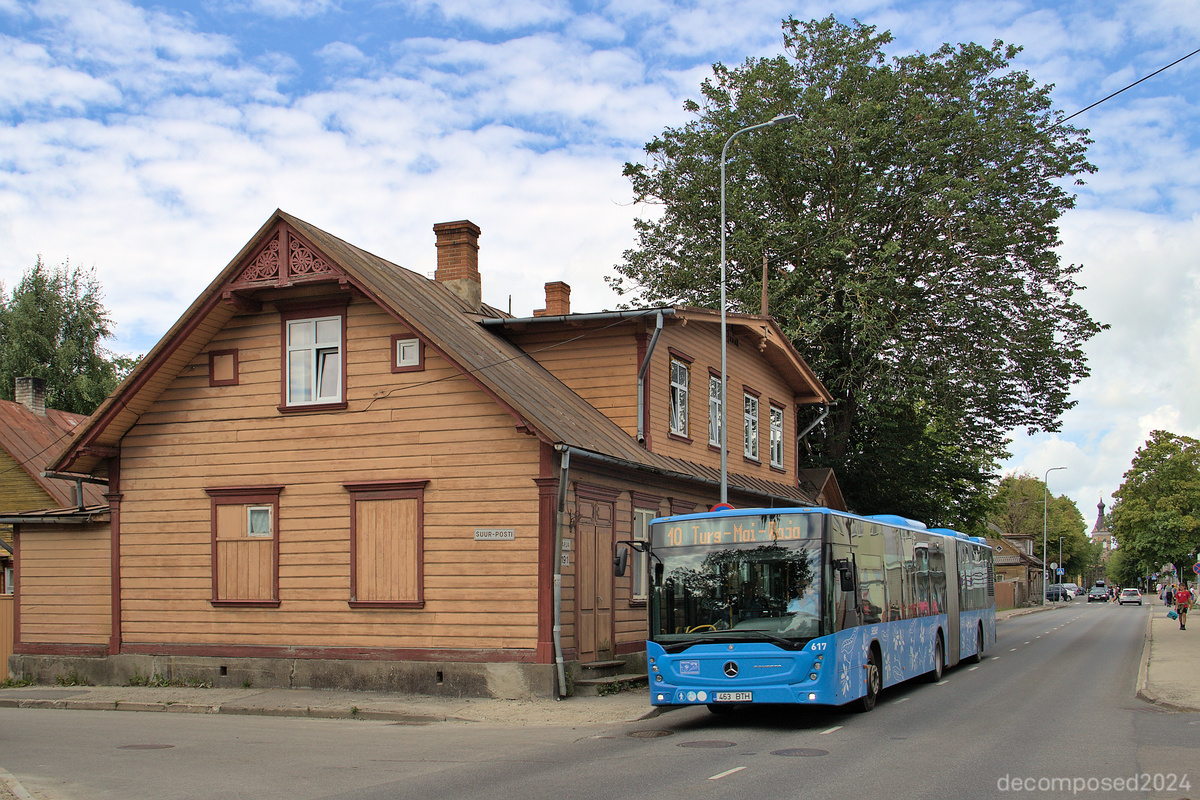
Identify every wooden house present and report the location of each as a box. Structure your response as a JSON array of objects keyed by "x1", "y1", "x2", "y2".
[
  {"x1": 0, "y1": 378, "x2": 107, "y2": 671},
  {"x1": 7, "y1": 210, "x2": 835, "y2": 697}
]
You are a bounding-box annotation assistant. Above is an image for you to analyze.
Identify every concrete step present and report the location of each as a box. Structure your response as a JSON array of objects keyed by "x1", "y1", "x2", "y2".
[{"x1": 573, "y1": 672, "x2": 647, "y2": 697}]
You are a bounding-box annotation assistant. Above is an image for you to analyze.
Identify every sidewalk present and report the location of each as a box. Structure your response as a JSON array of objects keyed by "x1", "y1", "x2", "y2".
[{"x1": 1136, "y1": 599, "x2": 1199, "y2": 712}]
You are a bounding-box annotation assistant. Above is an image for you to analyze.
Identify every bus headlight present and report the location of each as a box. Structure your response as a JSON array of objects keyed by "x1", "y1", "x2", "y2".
[
  {"x1": 655, "y1": 674, "x2": 663, "y2": 682},
  {"x1": 809, "y1": 673, "x2": 819, "y2": 681}
]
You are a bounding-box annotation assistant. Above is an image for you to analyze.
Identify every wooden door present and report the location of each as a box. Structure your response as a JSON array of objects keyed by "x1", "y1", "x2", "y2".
[{"x1": 576, "y1": 496, "x2": 614, "y2": 663}]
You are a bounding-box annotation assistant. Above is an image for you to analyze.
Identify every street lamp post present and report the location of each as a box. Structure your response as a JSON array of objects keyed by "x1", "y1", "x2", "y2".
[
  {"x1": 720, "y1": 113, "x2": 799, "y2": 504},
  {"x1": 1042, "y1": 466, "x2": 1067, "y2": 605}
]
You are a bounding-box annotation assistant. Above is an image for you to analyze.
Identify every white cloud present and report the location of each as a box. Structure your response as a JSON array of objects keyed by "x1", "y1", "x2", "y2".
[
  {"x1": 406, "y1": 0, "x2": 571, "y2": 31},
  {"x1": 210, "y1": 0, "x2": 340, "y2": 19}
]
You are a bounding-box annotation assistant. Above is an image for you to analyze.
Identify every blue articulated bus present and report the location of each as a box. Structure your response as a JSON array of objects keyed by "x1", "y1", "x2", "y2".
[{"x1": 641, "y1": 507, "x2": 995, "y2": 712}]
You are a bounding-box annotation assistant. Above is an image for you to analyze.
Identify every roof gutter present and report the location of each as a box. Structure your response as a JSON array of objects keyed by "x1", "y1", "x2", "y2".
[
  {"x1": 480, "y1": 308, "x2": 674, "y2": 328},
  {"x1": 554, "y1": 445, "x2": 804, "y2": 508}
]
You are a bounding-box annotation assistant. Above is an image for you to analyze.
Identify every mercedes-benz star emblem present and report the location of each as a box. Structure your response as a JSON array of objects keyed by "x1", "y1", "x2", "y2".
[{"x1": 723, "y1": 661, "x2": 739, "y2": 678}]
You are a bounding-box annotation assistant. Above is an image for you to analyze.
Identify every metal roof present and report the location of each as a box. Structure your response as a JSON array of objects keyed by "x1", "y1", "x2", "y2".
[{"x1": 51, "y1": 210, "x2": 830, "y2": 506}]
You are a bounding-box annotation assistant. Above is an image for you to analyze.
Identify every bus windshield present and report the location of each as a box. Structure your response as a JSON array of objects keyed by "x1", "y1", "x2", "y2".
[{"x1": 649, "y1": 513, "x2": 822, "y2": 649}]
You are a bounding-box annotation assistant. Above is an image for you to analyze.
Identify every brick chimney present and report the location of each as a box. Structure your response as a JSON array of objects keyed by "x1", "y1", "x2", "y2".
[
  {"x1": 433, "y1": 220, "x2": 482, "y2": 311},
  {"x1": 15, "y1": 376, "x2": 46, "y2": 416},
  {"x1": 533, "y1": 281, "x2": 571, "y2": 317}
]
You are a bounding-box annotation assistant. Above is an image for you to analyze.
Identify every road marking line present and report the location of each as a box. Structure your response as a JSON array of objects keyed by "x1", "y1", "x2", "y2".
[
  {"x1": 1010, "y1": 648, "x2": 1017, "y2": 652},
  {"x1": 968, "y1": 666, "x2": 979, "y2": 671},
  {"x1": 936, "y1": 680, "x2": 949, "y2": 686},
  {"x1": 893, "y1": 697, "x2": 910, "y2": 704},
  {"x1": 991, "y1": 656, "x2": 1001, "y2": 660},
  {"x1": 709, "y1": 767, "x2": 746, "y2": 781},
  {"x1": 820, "y1": 726, "x2": 843, "y2": 735}
]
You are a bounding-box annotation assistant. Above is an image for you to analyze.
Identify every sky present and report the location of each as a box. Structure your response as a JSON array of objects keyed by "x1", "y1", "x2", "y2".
[{"x1": 1, "y1": 0, "x2": 1198, "y2": 528}]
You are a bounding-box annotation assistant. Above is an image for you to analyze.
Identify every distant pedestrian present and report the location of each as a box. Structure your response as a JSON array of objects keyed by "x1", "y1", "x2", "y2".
[
  {"x1": 1174, "y1": 583, "x2": 1191, "y2": 631},
  {"x1": 1165, "y1": 586, "x2": 1174, "y2": 606}
]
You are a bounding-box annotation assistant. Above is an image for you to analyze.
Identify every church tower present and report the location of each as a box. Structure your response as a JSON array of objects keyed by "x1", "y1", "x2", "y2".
[{"x1": 1091, "y1": 497, "x2": 1114, "y2": 557}]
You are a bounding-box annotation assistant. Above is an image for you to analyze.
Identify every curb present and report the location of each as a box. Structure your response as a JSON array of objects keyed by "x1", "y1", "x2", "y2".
[
  {"x1": 0, "y1": 767, "x2": 35, "y2": 800},
  {"x1": 0, "y1": 694, "x2": 664, "y2": 724}
]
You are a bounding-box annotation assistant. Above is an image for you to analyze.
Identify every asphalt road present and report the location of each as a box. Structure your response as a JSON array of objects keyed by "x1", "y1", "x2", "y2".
[{"x1": 2, "y1": 602, "x2": 1196, "y2": 800}]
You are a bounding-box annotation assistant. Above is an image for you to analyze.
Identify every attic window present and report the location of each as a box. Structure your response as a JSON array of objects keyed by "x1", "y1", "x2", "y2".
[
  {"x1": 209, "y1": 349, "x2": 238, "y2": 387},
  {"x1": 392, "y1": 335, "x2": 424, "y2": 373},
  {"x1": 278, "y1": 298, "x2": 349, "y2": 413}
]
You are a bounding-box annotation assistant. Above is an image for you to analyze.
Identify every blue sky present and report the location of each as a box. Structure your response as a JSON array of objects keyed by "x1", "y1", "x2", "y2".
[{"x1": 1, "y1": 0, "x2": 1198, "y2": 526}]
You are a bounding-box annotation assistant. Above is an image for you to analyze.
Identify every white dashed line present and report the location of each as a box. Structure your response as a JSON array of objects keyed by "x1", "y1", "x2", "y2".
[
  {"x1": 820, "y1": 726, "x2": 843, "y2": 735},
  {"x1": 709, "y1": 767, "x2": 747, "y2": 781},
  {"x1": 936, "y1": 680, "x2": 949, "y2": 686},
  {"x1": 893, "y1": 697, "x2": 910, "y2": 704}
]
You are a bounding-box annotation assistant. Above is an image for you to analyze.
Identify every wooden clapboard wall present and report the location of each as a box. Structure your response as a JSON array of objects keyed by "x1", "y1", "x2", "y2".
[{"x1": 115, "y1": 297, "x2": 544, "y2": 654}]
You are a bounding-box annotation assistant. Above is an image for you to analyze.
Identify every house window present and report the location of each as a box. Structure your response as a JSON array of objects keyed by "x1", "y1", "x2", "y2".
[
  {"x1": 345, "y1": 480, "x2": 428, "y2": 608},
  {"x1": 287, "y1": 316, "x2": 341, "y2": 405},
  {"x1": 669, "y1": 358, "x2": 689, "y2": 437},
  {"x1": 206, "y1": 486, "x2": 283, "y2": 607},
  {"x1": 392, "y1": 335, "x2": 424, "y2": 373},
  {"x1": 632, "y1": 508, "x2": 654, "y2": 602},
  {"x1": 744, "y1": 393, "x2": 759, "y2": 461},
  {"x1": 708, "y1": 373, "x2": 722, "y2": 447},
  {"x1": 770, "y1": 405, "x2": 785, "y2": 469},
  {"x1": 208, "y1": 349, "x2": 238, "y2": 387},
  {"x1": 2, "y1": 565, "x2": 12, "y2": 595}
]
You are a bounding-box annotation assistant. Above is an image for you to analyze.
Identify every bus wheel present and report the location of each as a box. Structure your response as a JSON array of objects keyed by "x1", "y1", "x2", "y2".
[
  {"x1": 923, "y1": 636, "x2": 944, "y2": 683},
  {"x1": 854, "y1": 649, "x2": 881, "y2": 712},
  {"x1": 965, "y1": 625, "x2": 984, "y2": 664}
]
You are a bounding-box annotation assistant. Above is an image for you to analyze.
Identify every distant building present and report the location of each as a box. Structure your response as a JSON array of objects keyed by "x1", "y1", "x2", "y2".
[
  {"x1": 1091, "y1": 498, "x2": 1114, "y2": 559},
  {"x1": 985, "y1": 522, "x2": 1043, "y2": 607}
]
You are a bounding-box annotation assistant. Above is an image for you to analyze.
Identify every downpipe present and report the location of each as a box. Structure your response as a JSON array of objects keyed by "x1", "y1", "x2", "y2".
[{"x1": 553, "y1": 446, "x2": 571, "y2": 698}]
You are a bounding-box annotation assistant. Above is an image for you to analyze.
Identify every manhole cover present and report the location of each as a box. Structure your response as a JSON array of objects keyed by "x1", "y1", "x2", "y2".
[
  {"x1": 771, "y1": 748, "x2": 829, "y2": 757},
  {"x1": 118, "y1": 744, "x2": 175, "y2": 750},
  {"x1": 678, "y1": 740, "x2": 736, "y2": 748},
  {"x1": 627, "y1": 729, "x2": 674, "y2": 738}
]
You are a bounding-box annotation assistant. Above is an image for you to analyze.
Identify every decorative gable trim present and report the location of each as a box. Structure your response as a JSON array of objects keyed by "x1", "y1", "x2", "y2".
[{"x1": 230, "y1": 224, "x2": 343, "y2": 289}]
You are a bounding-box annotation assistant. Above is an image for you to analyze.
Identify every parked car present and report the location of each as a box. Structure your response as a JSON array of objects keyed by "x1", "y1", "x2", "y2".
[
  {"x1": 1063, "y1": 583, "x2": 1082, "y2": 597},
  {"x1": 1045, "y1": 584, "x2": 1070, "y2": 601},
  {"x1": 1088, "y1": 587, "x2": 1109, "y2": 602},
  {"x1": 1119, "y1": 588, "x2": 1143, "y2": 605}
]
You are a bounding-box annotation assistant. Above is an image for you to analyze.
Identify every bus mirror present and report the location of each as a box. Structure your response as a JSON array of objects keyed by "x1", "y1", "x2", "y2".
[
  {"x1": 834, "y1": 560, "x2": 855, "y2": 592},
  {"x1": 613, "y1": 546, "x2": 629, "y2": 577},
  {"x1": 654, "y1": 562, "x2": 664, "y2": 587},
  {"x1": 840, "y1": 569, "x2": 855, "y2": 592}
]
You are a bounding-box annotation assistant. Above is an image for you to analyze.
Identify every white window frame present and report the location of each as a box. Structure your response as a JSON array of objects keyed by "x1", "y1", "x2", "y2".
[
  {"x1": 770, "y1": 405, "x2": 785, "y2": 469},
  {"x1": 708, "y1": 375, "x2": 722, "y2": 446},
  {"x1": 247, "y1": 506, "x2": 273, "y2": 538},
  {"x1": 669, "y1": 358, "x2": 689, "y2": 436},
  {"x1": 2, "y1": 565, "x2": 12, "y2": 595},
  {"x1": 396, "y1": 338, "x2": 421, "y2": 368},
  {"x1": 744, "y1": 393, "x2": 759, "y2": 461},
  {"x1": 286, "y1": 315, "x2": 342, "y2": 406},
  {"x1": 632, "y1": 509, "x2": 654, "y2": 602}
]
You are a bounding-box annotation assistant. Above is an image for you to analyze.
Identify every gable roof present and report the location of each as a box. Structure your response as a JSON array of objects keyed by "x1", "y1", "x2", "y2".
[
  {"x1": 0, "y1": 398, "x2": 105, "y2": 510},
  {"x1": 51, "y1": 210, "x2": 829, "y2": 506}
]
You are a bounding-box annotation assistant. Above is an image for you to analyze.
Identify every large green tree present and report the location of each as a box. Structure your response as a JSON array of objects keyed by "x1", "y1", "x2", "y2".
[
  {"x1": 611, "y1": 16, "x2": 1104, "y2": 527},
  {"x1": 1109, "y1": 430, "x2": 1200, "y2": 585},
  {"x1": 984, "y1": 473, "x2": 1090, "y2": 579},
  {"x1": 0, "y1": 257, "x2": 137, "y2": 415}
]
